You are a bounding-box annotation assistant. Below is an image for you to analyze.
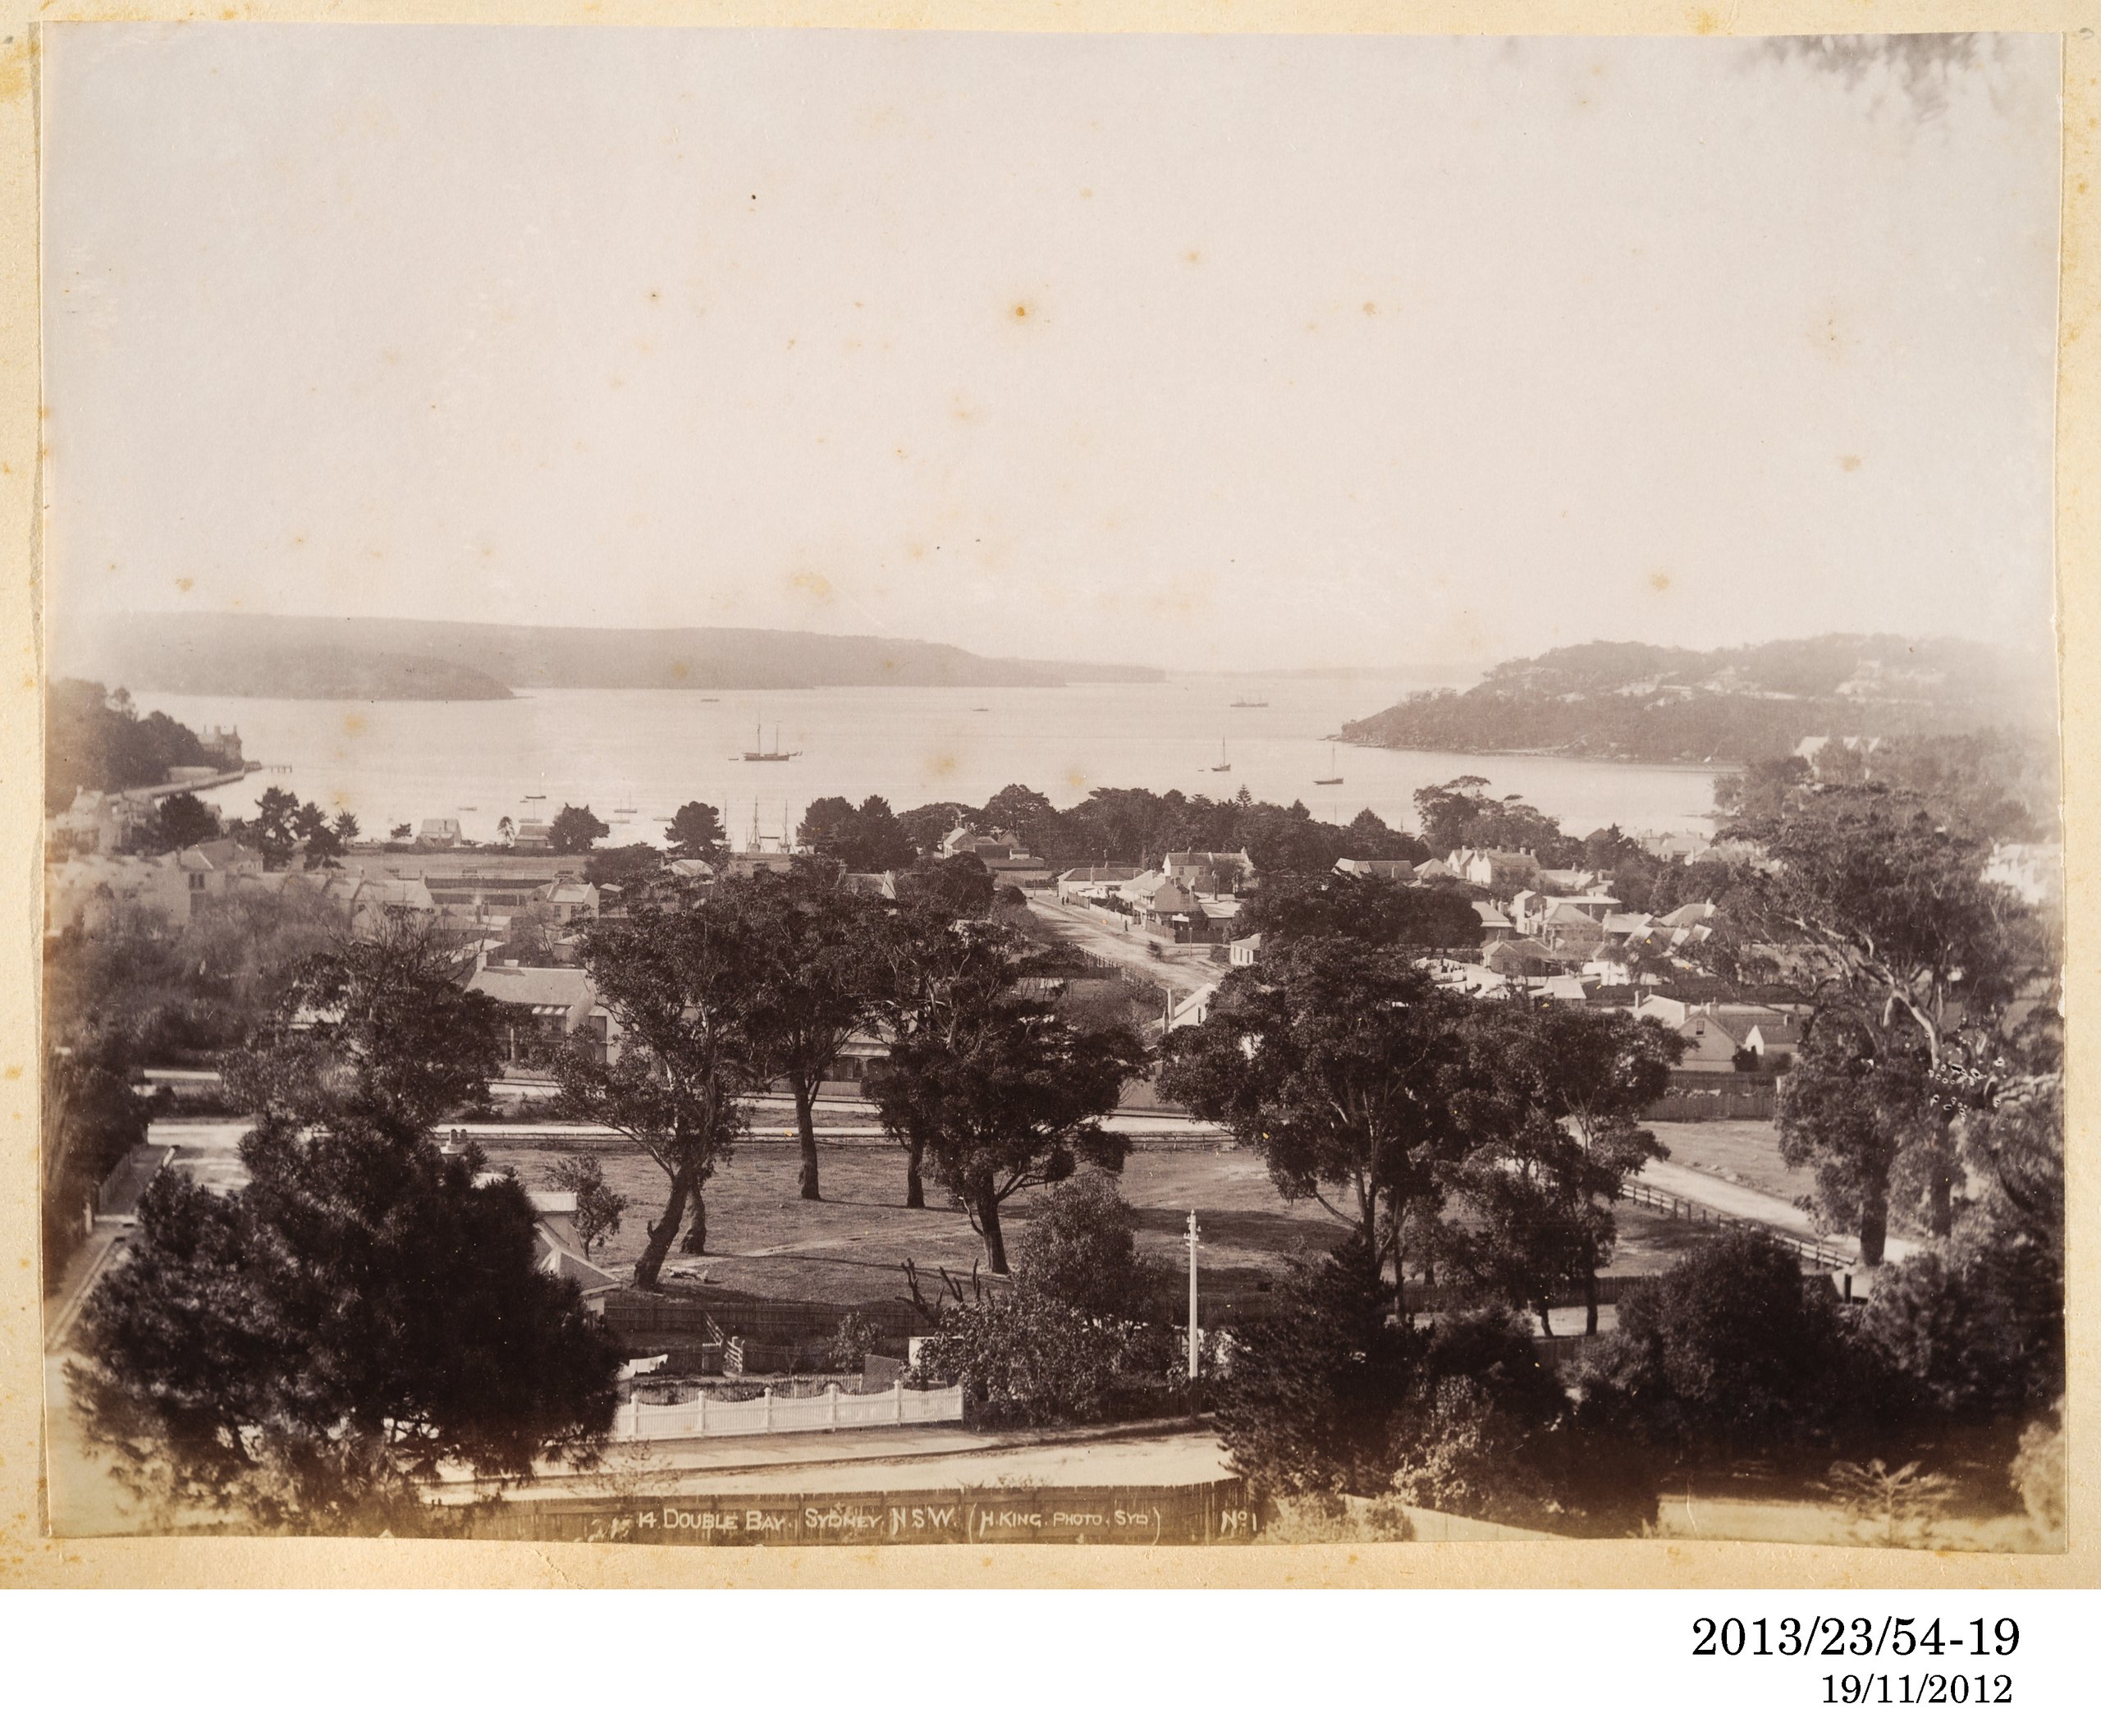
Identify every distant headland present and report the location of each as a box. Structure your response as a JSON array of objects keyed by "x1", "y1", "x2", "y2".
[{"x1": 65, "y1": 611, "x2": 1167, "y2": 701}]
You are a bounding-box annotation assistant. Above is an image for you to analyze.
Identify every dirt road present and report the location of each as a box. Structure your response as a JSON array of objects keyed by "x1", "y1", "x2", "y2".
[{"x1": 1024, "y1": 891, "x2": 1224, "y2": 999}]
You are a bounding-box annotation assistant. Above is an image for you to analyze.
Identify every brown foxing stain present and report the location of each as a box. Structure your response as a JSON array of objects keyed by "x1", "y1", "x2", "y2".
[
  {"x1": 3, "y1": 1065, "x2": 19, "y2": 1081},
  {"x1": 1690, "y1": 7, "x2": 1724, "y2": 33},
  {"x1": 671, "y1": 659, "x2": 689, "y2": 680},
  {"x1": 0, "y1": 35, "x2": 34, "y2": 107},
  {"x1": 1362, "y1": 302, "x2": 1377, "y2": 316},
  {"x1": 1839, "y1": 455, "x2": 1862, "y2": 473},
  {"x1": 175, "y1": 577, "x2": 194, "y2": 593},
  {"x1": 1650, "y1": 572, "x2": 1672, "y2": 593},
  {"x1": 342, "y1": 713, "x2": 368, "y2": 737},
  {"x1": 927, "y1": 752, "x2": 959, "y2": 778},
  {"x1": 1183, "y1": 250, "x2": 1202, "y2": 265},
  {"x1": 330, "y1": 791, "x2": 354, "y2": 812},
  {"x1": 789, "y1": 571, "x2": 833, "y2": 602},
  {"x1": 1064, "y1": 768, "x2": 1087, "y2": 790},
  {"x1": 1011, "y1": 303, "x2": 1030, "y2": 321}
]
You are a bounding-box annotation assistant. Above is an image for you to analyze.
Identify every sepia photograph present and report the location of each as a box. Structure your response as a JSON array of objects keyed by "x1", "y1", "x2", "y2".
[{"x1": 32, "y1": 21, "x2": 2071, "y2": 1561}]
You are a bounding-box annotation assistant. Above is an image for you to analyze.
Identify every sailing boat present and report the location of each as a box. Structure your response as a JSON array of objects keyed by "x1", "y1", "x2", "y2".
[
  {"x1": 1229, "y1": 696, "x2": 1269, "y2": 709},
  {"x1": 613, "y1": 782, "x2": 639, "y2": 815},
  {"x1": 742, "y1": 720, "x2": 799, "y2": 763},
  {"x1": 1315, "y1": 746, "x2": 1343, "y2": 786},
  {"x1": 1209, "y1": 737, "x2": 1232, "y2": 772}
]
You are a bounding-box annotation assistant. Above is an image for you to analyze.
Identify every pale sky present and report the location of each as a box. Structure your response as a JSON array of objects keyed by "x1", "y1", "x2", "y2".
[{"x1": 43, "y1": 27, "x2": 2062, "y2": 674}]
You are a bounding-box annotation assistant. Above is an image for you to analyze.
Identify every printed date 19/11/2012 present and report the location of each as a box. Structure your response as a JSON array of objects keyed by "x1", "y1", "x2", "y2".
[
  {"x1": 1693, "y1": 1616, "x2": 2021, "y2": 1660},
  {"x1": 1823, "y1": 1675, "x2": 2015, "y2": 1706}
]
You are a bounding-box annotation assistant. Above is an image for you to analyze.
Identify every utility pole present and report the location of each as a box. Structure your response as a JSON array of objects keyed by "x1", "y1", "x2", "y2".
[{"x1": 1184, "y1": 1210, "x2": 1202, "y2": 1384}]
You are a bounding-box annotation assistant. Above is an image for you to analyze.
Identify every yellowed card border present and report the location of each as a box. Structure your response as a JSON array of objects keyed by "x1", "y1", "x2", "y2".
[{"x1": 2, "y1": 0, "x2": 2094, "y2": 1590}]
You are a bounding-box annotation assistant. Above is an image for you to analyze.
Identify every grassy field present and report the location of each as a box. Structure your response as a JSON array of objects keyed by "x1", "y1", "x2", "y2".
[
  {"x1": 1641, "y1": 1119, "x2": 1803, "y2": 1202},
  {"x1": 499, "y1": 1129, "x2": 1731, "y2": 1312}
]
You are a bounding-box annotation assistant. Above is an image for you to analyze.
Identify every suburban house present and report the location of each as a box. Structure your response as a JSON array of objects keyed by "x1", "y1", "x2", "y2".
[
  {"x1": 1426, "y1": 956, "x2": 1513, "y2": 998},
  {"x1": 841, "y1": 869, "x2": 899, "y2": 900},
  {"x1": 1162, "y1": 849, "x2": 1256, "y2": 894},
  {"x1": 1334, "y1": 858, "x2": 1412, "y2": 882},
  {"x1": 529, "y1": 1190, "x2": 622, "y2": 1308},
  {"x1": 1709, "y1": 1007, "x2": 1806, "y2": 1070},
  {"x1": 669, "y1": 857, "x2": 717, "y2": 883},
  {"x1": 465, "y1": 963, "x2": 605, "y2": 1068},
  {"x1": 1634, "y1": 994, "x2": 1808, "y2": 1071},
  {"x1": 48, "y1": 789, "x2": 156, "y2": 856},
  {"x1": 350, "y1": 875, "x2": 438, "y2": 934},
  {"x1": 1228, "y1": 931, "x2": 1265, "y2": 966},
  {"x1": 1448, "y1": 847, "x2": 1544, "y2": 891},
  {"x1": 1535, "y1": 866, "x2": 1614, "y2": 897},
  {"x1": 43, "y1": 853, "x2": 192, "y2": 936},
  {"x1": 457, "y1": 1170, "x2": 621, "y2": 1309},
  {"x1": 1471, "y1": 901, "x2": 1515, "y2": 938},
  {"x1": 1634, "y1": 829, "x2": 1711, "y2": 861},
  {"x1": 416, "y1": 818, "x2": 464, "y2": 848},
  {"x1": 175, "y1": 837, "x2": 263, "y2": 900},
  {"x1": 1138, "y1": 879, "x2": 1207, "y2": 942},
  {"x1": 1482, "y1": 937, "x2": 1557, "y2": 980},
  {"x1": 938, "y1": 827, "x2": 1050, "y2": 884},
  {"x1": 1543, "y1": 887, "x2": 1622, "y2": 923},
  {"x1": 195, "y1": 724, "x2": 246, "y2": 768},
  {"x1": 1584, "y1": 938, "x2": 1638, "y2": 988},
  {"x1": 513, "y1": 818, "x2": 553, "y2": 847},
  {"x1": 547, "y1": 882, "x2": 601, "y2": 925},
  {"x1": 1056, "y1": 864, "x2": 1141, "y2": 905}
]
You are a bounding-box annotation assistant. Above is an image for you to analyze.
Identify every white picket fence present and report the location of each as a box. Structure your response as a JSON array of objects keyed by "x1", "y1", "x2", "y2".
[{"x1": 612, "y1": 1380, "x2": 964, "y2": 1442}]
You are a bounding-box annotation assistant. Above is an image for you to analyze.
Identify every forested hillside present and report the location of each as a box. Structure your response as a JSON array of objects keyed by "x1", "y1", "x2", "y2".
[
  {"x1": 46, "y1": 680, "x2": 211, "y2": 811},
  {"x1": 1341, "y1": 635, "x2": 2052, "y2": 765}
]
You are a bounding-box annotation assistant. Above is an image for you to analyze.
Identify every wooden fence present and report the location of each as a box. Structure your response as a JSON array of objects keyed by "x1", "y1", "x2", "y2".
[
  {"x1": 1619, "y1": 1179, "x2": 1849, "y2": 1270},
  {"x1": 1649, "y1": 1073, "x2": 1777, "y2": 1121}
]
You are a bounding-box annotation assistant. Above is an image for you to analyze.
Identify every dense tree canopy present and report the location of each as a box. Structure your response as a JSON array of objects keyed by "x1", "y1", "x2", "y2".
[
  {"x1": 551, "y1": 882, "x2": 771, "y2": 1286},
  {"x1": 1243, "y1": 868, "x2": 1481, "y2": 950},
  {"x1": 796, "y1": 793, "x2": 918, "y2": 872},
  {"x1": 665, "y1": 799, "x2": 728, "y2": 862},
  {"x1": 1160, "y1": 941, "x2": 1471, "y2": 1260},
  {"x1": 72, "y1": 1106, "x2": 620, "y2": 1532},
  {"x1": 230, "y1": 786, "x2": 357, "y2": 871},
  {"x1": 863, "y1": 912, "x2": 1144, "y2": 1273},
  {"x1": 223, "y1": 914, "x2": 505, "y2": 1128},
  {"x1": 46, "y1": 680, "x2": 214, "y2": 814},
  {"x1": 547, "y1": 804, "x2": 611, "y2": 854},
  {"x1": 738, "y1": 861, "x2": 886, "y2": 1200},
  {"x1": 1441, "y1": 1001, "x2": 1682, "y2": 1333},
  {"x1": 1412, "y1": 776, "x2": 1577, "y2": 863},
  {"x1": 151, "y1": 790, "x2": 222, "y2": 851}
]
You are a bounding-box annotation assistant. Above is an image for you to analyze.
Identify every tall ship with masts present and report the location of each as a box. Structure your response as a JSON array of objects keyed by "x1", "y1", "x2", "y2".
[{"x1": 741, "y1": 720, "x2": 800, "y2": 763}]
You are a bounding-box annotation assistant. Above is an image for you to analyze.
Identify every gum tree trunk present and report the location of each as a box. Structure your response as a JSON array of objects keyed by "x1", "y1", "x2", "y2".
[
  {"x1": 905, "y1": 1132, "x2": 926, "y2": 1209},
  {"x1": 633, "y1": 1165, "x2": 693, "y2": 1291},
  {"x1": 1858, "y1": 1183, "x2": 1890, "y2": 1268},
  {"x1": 794, "y1": 1077, "x2": 822, "y2": 1201},
  {"x1": 976, "y1": 1180, "x2": 1009, "y2": 1276}
]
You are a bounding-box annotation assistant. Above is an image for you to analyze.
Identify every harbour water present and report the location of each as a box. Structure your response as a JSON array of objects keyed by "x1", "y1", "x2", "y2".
[{"x1": 132, "y1": 674, "x2": 1724, "y2": 848}]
